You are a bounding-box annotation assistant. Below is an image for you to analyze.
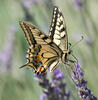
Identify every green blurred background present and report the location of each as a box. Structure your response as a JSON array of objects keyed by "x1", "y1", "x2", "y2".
[{"x1": 0, "y1": 0, "x2": 98, "y2": 100}]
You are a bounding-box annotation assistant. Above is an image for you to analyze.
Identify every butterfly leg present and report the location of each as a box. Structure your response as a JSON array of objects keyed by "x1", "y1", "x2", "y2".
[
  {"x1": 64, "y1": 62, "x2": 71, "y2": 66},
  {"x1": 64, "y1": 59, "x2": 77, "y2": 70},
  {"x1": 72, "y1": 54, "x2": 78, "y2": 63}
]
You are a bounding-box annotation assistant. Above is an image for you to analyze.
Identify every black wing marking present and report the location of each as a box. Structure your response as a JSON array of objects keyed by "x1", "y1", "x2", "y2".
[
  {"x1": 49, "y1": 6, "x2": 68, "y2": 53},
  {"x1": 19, "y1": 21, "x2": 52, "y2": 47}
]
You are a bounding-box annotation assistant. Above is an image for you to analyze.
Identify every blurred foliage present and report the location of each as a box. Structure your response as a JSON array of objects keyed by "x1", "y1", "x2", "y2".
[{"x1": 0, "y1": 0, "x2": 98, "y2": 100}]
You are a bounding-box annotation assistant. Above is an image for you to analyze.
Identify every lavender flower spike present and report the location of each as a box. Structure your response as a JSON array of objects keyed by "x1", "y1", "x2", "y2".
[
  {"x1": 35, "y1": 68, "x2": 70, "y2": 100},
  {"x1": 72, "y1": 63, "x2": 98, "y2": 100}
]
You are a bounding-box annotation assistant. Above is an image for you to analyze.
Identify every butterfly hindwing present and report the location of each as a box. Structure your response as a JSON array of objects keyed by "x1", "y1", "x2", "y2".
[
  {"x1": 19, "y1": 21, "x2": 62, "y2": 74},
  {"x1": 49, "y1": 6, "x2": 68, "y2": 53}
]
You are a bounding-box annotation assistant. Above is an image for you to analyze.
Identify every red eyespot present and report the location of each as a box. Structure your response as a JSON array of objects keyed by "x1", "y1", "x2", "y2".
[{"x1": 39, "y1": 67, "x2": 46, "y2": 73}]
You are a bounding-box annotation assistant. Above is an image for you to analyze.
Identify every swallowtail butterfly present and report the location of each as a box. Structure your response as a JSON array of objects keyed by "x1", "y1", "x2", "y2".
[{"x1": 19, "y1": 6, "x2": 73, "y2": 74}]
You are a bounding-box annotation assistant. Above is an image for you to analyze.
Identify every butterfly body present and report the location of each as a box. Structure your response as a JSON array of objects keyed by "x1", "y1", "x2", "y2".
[{"x1": 19, "y1": 6, "x2": 72, "y2": 74}]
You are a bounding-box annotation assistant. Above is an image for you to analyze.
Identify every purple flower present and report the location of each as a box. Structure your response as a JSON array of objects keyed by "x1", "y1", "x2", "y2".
[
  {"x1": 53, "y1": 68, "x2": 64, "y2": 80},
  {"x1": 51, "y1": 68, "x2": 70, "y2": 100},
  {"x1": 72, "y1": 63, "x2": 98, "y2": 100},
  {"x1": 40, "y1": 93, "x2": 47, "y2": 100},
  {"x1": 35, "y1": 68, "x2": 70, "y2": 100},
  {"x1": 72, "y1": 63, "x2": 84, "y2": 80},
  {"x1": 35, "y1": 73, "x2": 50, "y2": 89}
]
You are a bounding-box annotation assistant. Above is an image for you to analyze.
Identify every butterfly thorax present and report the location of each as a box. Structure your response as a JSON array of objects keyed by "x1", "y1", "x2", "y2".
[
  {"x1": 61, "y1": 49, "x2": 72, "y2": 63},
  {"x1": 61, "y1": 52, "x2": 68, "y2": 63}
]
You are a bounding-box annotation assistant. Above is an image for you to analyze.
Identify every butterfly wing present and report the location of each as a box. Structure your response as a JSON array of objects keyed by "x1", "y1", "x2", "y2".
[
  {"x1": 49, "y1": 6, "x2": 68, "y2": 53},
  {"x1": 19, "y1": 21, "x2": 62, "y2": 74}
]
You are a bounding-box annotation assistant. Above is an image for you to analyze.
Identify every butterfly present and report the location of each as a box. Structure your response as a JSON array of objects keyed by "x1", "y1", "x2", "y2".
[{"x1": 19, "y1": 6, "x2": 73, "y2": 74}]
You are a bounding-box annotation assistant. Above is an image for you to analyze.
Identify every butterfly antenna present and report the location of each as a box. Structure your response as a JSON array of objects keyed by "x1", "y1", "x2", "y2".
[
  {"x1": 70, "y1": 36, "x2": 84, "y2": 49},
  {"x1": 19, "y1": 64, "x2": 27, "y2": 68}
]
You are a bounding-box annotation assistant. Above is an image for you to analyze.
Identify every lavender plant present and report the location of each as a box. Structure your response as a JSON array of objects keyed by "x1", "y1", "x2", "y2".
[
  {"x1": 72, "y1": 63, "x2": 98, "y2": 100},
  {"x1": 35, "y1": 68, "x2": 70, "y2": 100},
  {"x1": 34, "y1": 62, "x2": 98, "y2": 100}
]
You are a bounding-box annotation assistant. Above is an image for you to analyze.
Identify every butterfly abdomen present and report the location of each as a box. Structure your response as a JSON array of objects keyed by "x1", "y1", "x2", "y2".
[{"x1": 61, "y1": 53, "x2": 68, "y2": 63}]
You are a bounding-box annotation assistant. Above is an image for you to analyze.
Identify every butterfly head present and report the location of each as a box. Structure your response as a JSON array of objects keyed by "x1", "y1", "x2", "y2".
[
  {"x1": 68, "y1": 49, "x2": 73, "y2": 55},
  {"x1": 62, "y1": 49, "x2": 73, "y2": 64}
]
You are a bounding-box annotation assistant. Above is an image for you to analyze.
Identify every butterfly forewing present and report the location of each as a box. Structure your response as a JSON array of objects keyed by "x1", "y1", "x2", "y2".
[
  {"x1": 19, "y1": 21, "x2": 52, "y2": 46},
  {"x1": 49, "y1": 6, "x2": 68, "y2": 53},
  {"x1": 19, "y1": 21, "x2": 62, "y2": 74}
]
